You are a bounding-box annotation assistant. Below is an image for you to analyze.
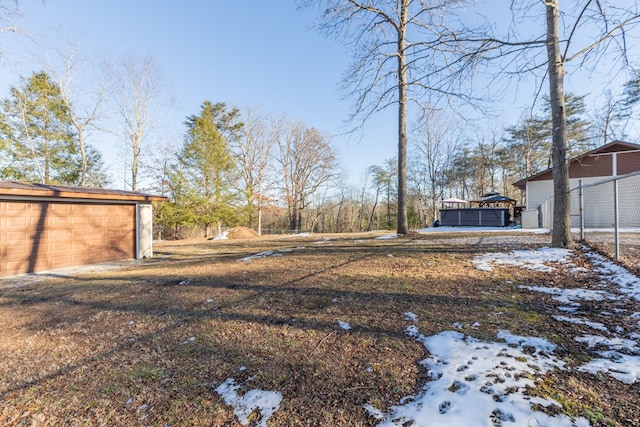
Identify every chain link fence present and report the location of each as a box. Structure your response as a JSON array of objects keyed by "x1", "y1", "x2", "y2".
[
  {"x1": 536, "y1": 171, "x2": 640, "y2": 272},
  {"x1": 576, "y1": 171, "x2": 640, "y2": 272}
]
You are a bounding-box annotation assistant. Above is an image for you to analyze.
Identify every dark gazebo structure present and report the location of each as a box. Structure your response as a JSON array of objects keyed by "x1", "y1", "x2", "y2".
[
  {"x1": 439, "y1": 192, "x2": 515, "y2": 227},
  {"x1": 469, "y1": 192, "x2": 517, "y2": 208}
]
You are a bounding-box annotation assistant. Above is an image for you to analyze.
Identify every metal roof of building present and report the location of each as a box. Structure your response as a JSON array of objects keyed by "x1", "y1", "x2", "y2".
[{"x1": 0, "y1": 181, "x2": 167, "y2": 202}]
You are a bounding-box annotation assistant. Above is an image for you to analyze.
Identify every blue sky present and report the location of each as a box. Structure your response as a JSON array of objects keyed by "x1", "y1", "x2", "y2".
[{"x1": 1, "y1": 1, "x2": 638, "y2": 189}]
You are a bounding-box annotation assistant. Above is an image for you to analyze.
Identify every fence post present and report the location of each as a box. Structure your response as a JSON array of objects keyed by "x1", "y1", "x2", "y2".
[
  {"x1": 613, "y1": 178, "x2": 619, "y2": 261},
  {"x1": 579, "y1": 179, "x2": 584, "y2": 241}
]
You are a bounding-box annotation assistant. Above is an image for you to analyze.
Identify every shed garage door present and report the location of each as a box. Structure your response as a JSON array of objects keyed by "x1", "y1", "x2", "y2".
[{"x1": 1, "y1": 201, "x2": 135, "y2": 276}]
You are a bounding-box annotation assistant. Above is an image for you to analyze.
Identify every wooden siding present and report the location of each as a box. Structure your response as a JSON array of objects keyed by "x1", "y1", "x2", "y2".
[
  {"x1": 529, "y1": 150, "x2": 639, "y2": 182},
  {"x1": 570, "y1": 154, "x2": 613, "y2": 178},
  {"x1": 0, "y1": 201, "x2": 135, "y2": 277},
  {"x1": 619, "y1": 151, "x2": 640, "y2": 175},
  {"x1": 530, "y1": 154, "x2": 613, "y2": 181}
]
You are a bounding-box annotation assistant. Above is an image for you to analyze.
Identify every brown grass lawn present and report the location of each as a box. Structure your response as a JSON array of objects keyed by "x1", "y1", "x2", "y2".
[{"x1": 0, "y1": 232, "x2": 639, "y2": 426}]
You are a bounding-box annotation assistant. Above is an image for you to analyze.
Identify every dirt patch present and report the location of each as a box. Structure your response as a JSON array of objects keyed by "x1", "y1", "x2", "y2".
[
  {"x1": 0, "y1": 232, "x2": 638, "y2": 426},
  {"x1": 225, "y1": 226, "x2": 260, "y2": 240}
]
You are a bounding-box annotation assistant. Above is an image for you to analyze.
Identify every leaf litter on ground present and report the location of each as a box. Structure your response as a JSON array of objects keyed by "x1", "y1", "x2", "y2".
[{"x1": 0, "y1": 235, "x2": 640, "y2": 427}]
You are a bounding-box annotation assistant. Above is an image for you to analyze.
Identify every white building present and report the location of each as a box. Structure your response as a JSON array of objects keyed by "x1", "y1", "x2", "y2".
[{"x1": 513, "y1": 141, "x2": 640, "y2": 228}]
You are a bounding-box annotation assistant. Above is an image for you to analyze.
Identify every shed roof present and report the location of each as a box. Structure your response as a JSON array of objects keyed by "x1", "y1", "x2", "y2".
[
  {"x1": 513, "y1": 141, "x2": 640, "y2": 189},
  {"x1": 0, "y1": 181, "x2": 168, "y2": 202},
  {"x1": 469, "y1": 194, "x2": 516, "y2": 206}
]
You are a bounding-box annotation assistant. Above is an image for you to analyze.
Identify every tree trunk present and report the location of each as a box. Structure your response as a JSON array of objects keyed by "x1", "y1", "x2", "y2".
[
  {"x1": 76, "y1": 125, "x2": 87, "y2": 186},
  {"x1": 396, "y1": 0, "x2": 409, "y2": 235},
  {"x1": 545, "y1": 1, "x2": 574, "y2": 248},
  {"x1": 430, "y1": 177, "x2": 438, "y2": 225},
  {"x1": 131, "y1": 140, "x2": 140, "y2": 191},
  {"x1": 335, "y1": 199, "x2": 343, "y2": 233},
  {"x1": 368, "y1": 187, "x2": 380, "y2": 232},
  {"x1": 297, "y1": 205, "x2": 303, "y2": 233},
  {"x1": 357, "y1": 183, "x2": 367, "y2": 232},
  {"x1": 257, "y1": 203, "x2": 263, "y2": 236},
  {"x1": 289, "y1": 205, "x2": 297, "y2": 232},
  {"x1": 257, "y1": 181, "x2": 263, "y2": 236}
]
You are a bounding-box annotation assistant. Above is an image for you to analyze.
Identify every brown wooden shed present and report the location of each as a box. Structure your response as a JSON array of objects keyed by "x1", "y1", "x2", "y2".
[{"x1": 0, "y1": 181, "x2": 167, "y2": 277}]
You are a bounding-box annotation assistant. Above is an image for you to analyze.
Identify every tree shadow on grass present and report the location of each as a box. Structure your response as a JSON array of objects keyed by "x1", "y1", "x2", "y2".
[{"x1": 0, "y1": 234, "x2": 555, "y2": 411}]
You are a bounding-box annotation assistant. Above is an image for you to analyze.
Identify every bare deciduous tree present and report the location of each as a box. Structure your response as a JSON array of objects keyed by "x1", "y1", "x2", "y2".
[
  {"x1": 47, "y1": 40, "x2": 105, "y2": 186},
  {"x1": 590, "y1": 90, "x2": 627, "y2": 145},
  {"x1": 366, "y1": 159, "x2": 396, "y2": 230},
  {"x1": 106, "y1": 53, "x2": 165, "y2": 191},
  {"x1": 235, "y1": 108, "x2": 278, "y2": 235},
  {"x1": 276, "y1": 121, "x2": 337, "y2": 232},
  {"x1": 411, "y1": 110, "x2": 459, "y2": 225},
  {"x1": 302, "y1": 0, "x2": 479, "y2": 235}
]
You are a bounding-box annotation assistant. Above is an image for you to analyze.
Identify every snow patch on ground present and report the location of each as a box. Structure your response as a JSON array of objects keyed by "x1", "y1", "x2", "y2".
[
  {"x1": 583, "y1": 250, "x2": 640, "y2": 301},
  {"x1": 0, "y1": 259, "x2": 143, "y2": 287},
  {"x1": 375, "y1": 234, "x2": 398, "y2": 240},
  {"x1": 553, "y1": 315, "x2": 608, "y2": 332},
  {"x1": 403, "y1": 312, "x2": 418, "y2": 322},
  {"x1": 313, "y1": 237, "x2": 333, "y2": 244},
  {"x1": 276, "y1": 232, "x2": 312, "y2": 239},
  {"x1": 212, "y1": 231, "x2": 229, "y2": 240},
  {"x1": 573, "y1": 330, "x2": 640, "y2": 385},
  {"x1": 239, "y1": 249, "x2": 292, "y2": 262},
  {"x1": 367, "y1": 319, "x2": 588, "y2": 427},
  {"x1": 418, "y1": 226, "x2": 551, "y2": 234},
  {"x1": 578, "y1": 352, "x2": 640, "y2": 384},
  {"x1": 519, "y1": 285, "x2": 612, "y2": 305},
  {"x1": 215, "y1": 378, "x2": 282, "y2": 427},
  {"x1": 338, "y1": 320, "x2": 352, "y2": 330},
  {"x1": 474, "y1": 245, "x2": 640, "y2": 387},
  {"x1": 473, "y1": 247, "x2": 573, "y2": 272},
  {"x1": 575, "y1": 335, "x2": 640, "y2": 353},
  {"x1": 239, "y1": 251, "x2": 274, "y2": 262}
]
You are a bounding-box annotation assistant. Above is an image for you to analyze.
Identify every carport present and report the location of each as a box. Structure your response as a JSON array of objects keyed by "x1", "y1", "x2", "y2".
[{"x1": 0, "y1": 181, "x2": 167, "y2": 277}]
